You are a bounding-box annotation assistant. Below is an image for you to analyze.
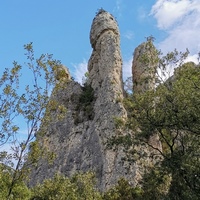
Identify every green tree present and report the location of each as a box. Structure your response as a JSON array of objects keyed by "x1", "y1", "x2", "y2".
[
  {"x1": 0, "y1": 163, "x2": 31, "y2": 200},
  {"x1": 103, "y1": 178, "x2": 143, "y2": 200},
  {"x1": 0, "y1": 43, "x2": 64, "y2": 199},
  {"x1": 125, "y1": 51, "x2": 200, "y2": 199},
  {"x1": 30, "y1": 172, "x2": 102, "y2": 200}
]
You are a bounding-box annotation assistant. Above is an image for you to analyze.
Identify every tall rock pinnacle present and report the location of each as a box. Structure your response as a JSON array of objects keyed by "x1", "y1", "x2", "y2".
[
  {"x1": 88, "y1": 9, "x2": 126, "y2": 131},
  {"x1": 132, "y1": 40, "x2": 158, "y2": 94},
  {"x1": 85, "y1": 10, "x2": 128, "y2": 189},
  {"x1": 88, "y1": 10, "x2": 124, "y2": 102}
]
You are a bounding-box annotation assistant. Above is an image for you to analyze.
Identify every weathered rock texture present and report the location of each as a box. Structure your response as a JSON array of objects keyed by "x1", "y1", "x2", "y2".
[
  {"x1": 132, "y1": 40, "x2": 158, "y2": 94},
  {"x1": 29, "y1": 10, "x2": 160, "y2": 191}
]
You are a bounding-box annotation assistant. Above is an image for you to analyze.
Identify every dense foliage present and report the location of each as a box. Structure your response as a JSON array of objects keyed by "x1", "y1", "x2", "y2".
[
  {"x1": 30, "y1": 172, "x2": 102, "y2": 200},
  {"x1": 124, "y1": 53, "x2": 200, "y2": 199}
]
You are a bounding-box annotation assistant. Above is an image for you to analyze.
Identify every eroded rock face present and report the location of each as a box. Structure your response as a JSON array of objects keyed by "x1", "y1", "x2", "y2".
[
  {"x1": 132, "y1": 41, "x2": 158, "y2": 94},
  {"x1": 29, "y1": 10, "x2": 160, "y2": 191}
]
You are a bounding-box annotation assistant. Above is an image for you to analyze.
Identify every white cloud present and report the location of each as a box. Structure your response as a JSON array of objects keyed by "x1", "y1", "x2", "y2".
[
  {"x1": 72, "y1": 59, "x2": 88, "y2": 84},
  {"x1": 151, "y1": 0, "x2": 200, "y2": 55},
  {"x1": 151, "y1": 0, "x2": 192, "y2": 30},
  {"x1": 122, "y1": 58, "x2": 132, "y2": 81},
  {"x1": 185, "y1": 54, "x2": 199, "y2": 64}
]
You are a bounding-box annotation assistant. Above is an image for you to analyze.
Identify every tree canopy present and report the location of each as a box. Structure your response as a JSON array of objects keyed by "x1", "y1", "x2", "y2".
[{"x1": 123, "y1": 50, "x2": 200, "y2": 199}]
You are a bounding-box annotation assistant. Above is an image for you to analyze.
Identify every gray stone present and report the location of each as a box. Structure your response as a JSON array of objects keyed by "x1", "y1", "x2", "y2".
[
  {"x1": 132, "y1": 41, "x2": 158, "y2": 94},
  {"x1": 28, "y1": 10, "x2": 160, "y2": 191}
]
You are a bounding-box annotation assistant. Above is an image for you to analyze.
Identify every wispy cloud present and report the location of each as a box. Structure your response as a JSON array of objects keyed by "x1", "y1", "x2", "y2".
[
  {"x1": 124, "y1": 31, "x2": 134, "y2": 40},
  {"x1": 113, "y1": 0, "x2": 124, "y2": 17},
  {"x1": 72, "y1": 59, "x2": 88, "y2": 84},
  {"x1": 137, "y1": 6, "x2": 147, "y2": 21},
  {"x1": 122, "y1": 58, "x2": 132, "y2": 81},
  {"x1": 151, "y1": 0, "x2": 200, "y2": 56}
]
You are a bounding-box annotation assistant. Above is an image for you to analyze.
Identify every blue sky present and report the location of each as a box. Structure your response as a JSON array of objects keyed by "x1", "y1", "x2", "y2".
[
  {"x1": 1, "y1": 0, "x2": 199, "y2": 83},
  {"x1": 0, "y1": 0, "x2": 157, "y2": 81}
]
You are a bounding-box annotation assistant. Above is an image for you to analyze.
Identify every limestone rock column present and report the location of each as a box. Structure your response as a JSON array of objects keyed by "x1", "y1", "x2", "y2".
[
  {"x1": 132, "y1": 40, "x2": 158, "y2": 94},
  {"x1": 88, "y1": 9, "x2": 126, "y2": 123},
  {"x1": 87, "y1": 10, "x2": 128, "y2": 190},
  {"x1": 132, "y1": 41, "x2": 162, "y2": 154}
]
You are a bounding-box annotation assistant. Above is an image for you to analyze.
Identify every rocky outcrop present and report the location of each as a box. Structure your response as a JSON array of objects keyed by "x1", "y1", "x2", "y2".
[
  {"x1": 53, "y1": 65, "x2": 71, "y2": 81},
  {"x1": 29, "y1": 10, "x2": 160, "y2": 191},
  {"x1": 132, "y1": 40, "x2": 158, "y2": 94}
]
